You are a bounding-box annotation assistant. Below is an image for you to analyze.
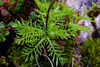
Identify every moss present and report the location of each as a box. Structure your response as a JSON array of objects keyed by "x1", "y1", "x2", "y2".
[{"x1": 79, "y1": 37, "x2": 100, "y2": 67}]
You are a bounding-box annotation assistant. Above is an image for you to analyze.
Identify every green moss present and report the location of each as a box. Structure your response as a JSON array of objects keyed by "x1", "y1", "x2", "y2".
[{"x1": 79, "y1": 37, "x2": 100, "y2": 67}]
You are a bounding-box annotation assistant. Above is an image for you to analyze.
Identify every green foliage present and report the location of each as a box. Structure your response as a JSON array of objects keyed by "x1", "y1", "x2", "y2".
[
  {"x1": 8, "y1": 0, "x2": 25, "y2": 13},
  {"x1": 63, "y1": 39, "x2": 74, "y2": 67},
  {"x1": 0, "y1": 56, "x2": 9, "y2": 66},
  {"x1": 15, "y1": 0, "x2": 24, "y2": 11},
  {"x1": 29, "y1": 11, "x2": 37, "y2": 20},
  {"x1": 8, "y1": 43, "x2": 37, "y2": 67},
  {"x1": 0, "y1": 21, "x2": 9, "y2": 42},
  {"x1": 91, "y1": 2, "x2": 96, "y2": 10},
  {"x1": 0, "y1": 0, "x2": 4, "y2": 5},
  {"x1": 79, "y1": 37, "x2": 100, "y2": 67},
  {"x1": 10, "y1": 0, "x2": 92, "y2": 66}
]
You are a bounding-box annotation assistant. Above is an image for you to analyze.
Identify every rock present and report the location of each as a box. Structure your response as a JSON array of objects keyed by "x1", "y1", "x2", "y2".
[
  {"x1": 79, "y1": 20, "x2": 94, "y2": 42},
  {"x1": 65, "y1": 0, "x2": 100, "y2": 43},
  {"x1": 96, "y1": 0, "x2": 100, "y2": 8},
  {"x1": 95, "y1": 14, "x2": 100, "y2": 29}
]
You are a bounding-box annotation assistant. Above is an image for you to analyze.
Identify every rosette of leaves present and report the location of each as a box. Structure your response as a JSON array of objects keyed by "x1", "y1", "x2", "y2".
[
  {"x1": 79, "y1": 37, "x2": 100, "y2": 67},
  {"x1": 11, "y1": 0, "x2": 92, "y2": 66}
]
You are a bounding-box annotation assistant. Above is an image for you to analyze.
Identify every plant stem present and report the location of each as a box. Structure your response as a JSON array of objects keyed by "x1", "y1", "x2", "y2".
[
  {"x1": 35, "y1": 50, "x2": 40, "y2": 67},
  {"x1": 46, "y1": 0, "x2": 56, "y2": 35},
  {"x1": 41, "y1": 54, "x2": 54, "y2": 67}
]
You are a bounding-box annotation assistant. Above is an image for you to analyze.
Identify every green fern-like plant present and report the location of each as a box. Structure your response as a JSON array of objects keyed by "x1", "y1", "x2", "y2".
[{"x1": 10, "y1": 0, "x2": 92, "y2": 66}]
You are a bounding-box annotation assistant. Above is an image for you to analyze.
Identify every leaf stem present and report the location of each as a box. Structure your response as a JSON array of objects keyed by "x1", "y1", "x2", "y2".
[{"x1": 46, "y1": 0, "x2": 56, "y2": 35}]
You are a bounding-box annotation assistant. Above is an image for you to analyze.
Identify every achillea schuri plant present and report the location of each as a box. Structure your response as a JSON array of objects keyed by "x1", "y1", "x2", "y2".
[{"x1": 10, "y1": 0, "x2": 93, "y2": 66}]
